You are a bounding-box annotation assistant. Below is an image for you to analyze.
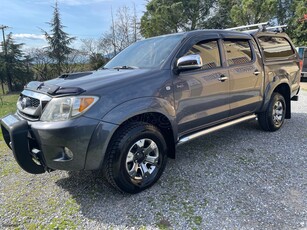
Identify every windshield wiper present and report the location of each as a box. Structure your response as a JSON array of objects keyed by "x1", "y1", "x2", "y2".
[{"x1": 112, "y1": 65, "x2": 138, "y2": 70}]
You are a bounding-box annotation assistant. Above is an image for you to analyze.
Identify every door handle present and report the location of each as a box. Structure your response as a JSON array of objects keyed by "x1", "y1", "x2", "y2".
[
  {"x1": 218, "y1": 75, "x2": 228, "y2": 82},
  {"x1": 176, "y1": 83, "x2": 184, "y2": 89},
  {"x1": 254, "y1": 70, "x2": 261, "y2": 76}
]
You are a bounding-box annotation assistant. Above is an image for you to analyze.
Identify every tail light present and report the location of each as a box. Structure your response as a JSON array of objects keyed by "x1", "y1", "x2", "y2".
[{"x1": 299, "y1": 60, "x2": 303, "y2": 70}]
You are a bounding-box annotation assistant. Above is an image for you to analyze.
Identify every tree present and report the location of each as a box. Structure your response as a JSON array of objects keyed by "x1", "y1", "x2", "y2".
[
  {"x1": 141, "y1": 0, "x2": 183, "y2": 37},
  {"x1": 80, "y1": 38, "x2": 108, "y2": 70},
  {"x1": 276, "y1": 0, "x2": 295, "y2": 25},
  {"x1": 26, "y1": 48, "x2": 54, "y2": 80},
  {"x1": 203, "y1": 0, "x2": 236, "y2": 29},
  {"x1": 101, "y1": 5, "x2": 141, "y2": 58},
  {"x1": 0, "y1": 33, "x2": 33, "y2": 91},
  {"x1": 61, "y1": 49, "x2": 89, "y2": 73},
  {"x1": 141, "y1": 0, "x2": 215, "y2": 38},
  {"x1": 287, "y1": 1, "x2": 307, "y2": 46},
  {"x1": 0, "y1": 54, "x2": 5, "y2": 94},
  {"x1": 42, "y1": 1, "x2": 75, "y2": 76},
  {"x1": 230, "y1": 0, "x2": 278, "y2": 25}
]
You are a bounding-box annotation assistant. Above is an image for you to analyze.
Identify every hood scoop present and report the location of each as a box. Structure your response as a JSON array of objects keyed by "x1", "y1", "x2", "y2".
[{"x1": 59, "y1": 71, "x2": 93, "y2": 80}]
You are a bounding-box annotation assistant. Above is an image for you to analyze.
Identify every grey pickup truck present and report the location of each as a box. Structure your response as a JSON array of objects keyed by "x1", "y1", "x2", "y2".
[{"x1": 1, "y1": 26, "x2": 301, "y2": 193}]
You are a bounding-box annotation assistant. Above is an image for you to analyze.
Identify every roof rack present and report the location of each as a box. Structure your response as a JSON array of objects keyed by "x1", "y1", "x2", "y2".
[
  {"x1": 225, "y1": 22, "x2": 268, "y2": 31},
  {"x1": 225, "y1": 22, "x2": 287, "y2": 33}
]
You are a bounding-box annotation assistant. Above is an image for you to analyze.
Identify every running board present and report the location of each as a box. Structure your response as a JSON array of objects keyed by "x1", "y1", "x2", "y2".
[{"x1": 177, "y1": 114, "x2": 257, "y2": 145}]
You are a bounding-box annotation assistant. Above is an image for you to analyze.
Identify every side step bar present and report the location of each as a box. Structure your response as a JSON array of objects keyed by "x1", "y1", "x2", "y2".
[{"x1": 177, "y1": 114, "x2": 257, "y2": 145}]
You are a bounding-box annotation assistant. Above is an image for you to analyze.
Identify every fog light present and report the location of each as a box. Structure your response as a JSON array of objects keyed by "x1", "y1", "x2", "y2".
[{"x1": 64, "y1": 147, "x2": 74, "y2": 160}]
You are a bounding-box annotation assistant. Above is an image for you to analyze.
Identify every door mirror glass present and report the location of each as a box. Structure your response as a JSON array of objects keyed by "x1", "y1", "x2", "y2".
[{"x1": 177, "y1": 54, "x2": 203, "y2": 71}]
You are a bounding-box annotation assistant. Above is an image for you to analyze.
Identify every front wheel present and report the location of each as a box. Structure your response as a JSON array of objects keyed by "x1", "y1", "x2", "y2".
[
  {"x1": 258, "y1": 92, "x2": 286, "y2": 132},
  {"x1": 103, "y1": 122, "x2": 168, "y2": 193}
]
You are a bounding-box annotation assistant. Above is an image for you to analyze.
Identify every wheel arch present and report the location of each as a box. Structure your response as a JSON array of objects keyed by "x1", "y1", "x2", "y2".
[
  {"x1": 262, "y1": 81, "x2": 291, "y2": 119},
  {"x1": 273, "y1": 83, "x2": 291, "y2": 119},
  {"x1": 102, "y1": 98, "x2": 177, "y2": 159},
  {"x1": 112, "y1": 112, "x2": 176, "y2": 159}
]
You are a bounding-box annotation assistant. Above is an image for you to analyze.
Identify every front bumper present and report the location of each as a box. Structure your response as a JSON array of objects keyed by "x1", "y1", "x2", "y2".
[{"x1": 1, "y1": 114, "x2": 117, "y2": 173}]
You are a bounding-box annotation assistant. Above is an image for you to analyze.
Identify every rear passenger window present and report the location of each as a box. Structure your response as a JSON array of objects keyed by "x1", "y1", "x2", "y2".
[
  {"x1": 185, "y1": 40, "x2": 221, "y2": 70},
  {"x1": 224, "y1": 40, "x2": 253, "y2": 66},
  {"x1": 258, "y1": 36, "x2": 294, "y2": 60}
]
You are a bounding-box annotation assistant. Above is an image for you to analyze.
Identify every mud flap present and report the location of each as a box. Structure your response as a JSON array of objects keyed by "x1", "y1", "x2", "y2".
[{"x1": 1, "y1": 115, "x2": 45, "y2": 174}]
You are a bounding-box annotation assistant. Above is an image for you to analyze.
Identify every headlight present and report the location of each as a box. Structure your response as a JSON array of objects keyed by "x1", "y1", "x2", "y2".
[{"x1": 41, "y1": 96, "x2": 98, "y2": 122}]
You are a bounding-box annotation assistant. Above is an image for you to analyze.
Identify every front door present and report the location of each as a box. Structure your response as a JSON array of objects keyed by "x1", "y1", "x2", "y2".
[{"x1": 174, "y1": 39, "x2": 230, "y2": 136}]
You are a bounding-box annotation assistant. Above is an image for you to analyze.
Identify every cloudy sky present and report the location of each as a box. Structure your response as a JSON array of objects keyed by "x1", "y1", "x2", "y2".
[{"x1": 0, "y1": 0, "x2": 146, "y2": 50}]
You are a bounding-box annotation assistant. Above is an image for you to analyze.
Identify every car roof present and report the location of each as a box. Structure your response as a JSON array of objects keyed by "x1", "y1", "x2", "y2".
[{"x1": 179, "y1": 29, "x2": 253, "y2": 40}]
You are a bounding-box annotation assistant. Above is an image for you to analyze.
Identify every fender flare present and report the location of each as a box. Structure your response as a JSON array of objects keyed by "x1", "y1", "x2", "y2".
[
  {"x1": 102, "y1": 97, "x2": 177, "y2": 138},
  {"x1": 261, "y1": 76, "x2": 291, "y2": 118}
]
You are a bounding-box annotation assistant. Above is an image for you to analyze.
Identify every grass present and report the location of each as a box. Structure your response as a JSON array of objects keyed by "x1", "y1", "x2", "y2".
[
  {"x1": 0, "y1": 94, "x2": 19, "y2": 142},
  {"x1": 152, "y1": 177, "x2": 208, "y2": 229},
  {"x1": 0, "y1": 93, "x2": 82, "y2": 229},
  {"x1": 0, "y1": 94, "x2": 19, "y2": 117},
  {"x1": 1, "y1": 182, "x2": 81, "y2": 229}
]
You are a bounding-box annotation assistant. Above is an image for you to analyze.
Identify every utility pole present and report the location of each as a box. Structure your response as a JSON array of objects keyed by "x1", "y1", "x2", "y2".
[
  {"x1": 0, "y1": 25, "x2": 9, "y2": 94},
  {"x1": 111, "y1": 7, "x2": 117, "y2": 56}
]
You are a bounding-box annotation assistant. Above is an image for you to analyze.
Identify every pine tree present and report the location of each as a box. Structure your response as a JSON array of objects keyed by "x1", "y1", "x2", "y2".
[
  {"x1": 42, "y1": 1, "x2": 75, "y2": 76},
  {"x1": 0, "y1": 33, "x2": 33, "y2": 92}
]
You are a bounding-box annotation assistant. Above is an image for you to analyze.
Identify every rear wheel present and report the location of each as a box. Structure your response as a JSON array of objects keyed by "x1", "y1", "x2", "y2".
[
  {"x1": 103, "y1": 122, "x2": 167, "y2": 193},
  {"x1": 258, "y1": 92, "x2": 286, "y2": 131}
]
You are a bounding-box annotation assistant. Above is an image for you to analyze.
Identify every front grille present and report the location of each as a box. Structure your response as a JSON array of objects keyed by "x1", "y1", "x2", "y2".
[
  {"x1": 30, "y1": 97, "x2": 40, "y2": 108},
  {"x1": 19, "y1": 95, "x2": 40, "y2": 108},
  {"x1": 17, "y1": 90, "x2": 52, "y2": 121}
]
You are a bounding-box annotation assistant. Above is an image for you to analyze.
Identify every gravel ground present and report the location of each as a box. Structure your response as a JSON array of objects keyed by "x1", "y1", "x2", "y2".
[{"x1": 1, "y1": 90, "x2": 307, "y2": 230}]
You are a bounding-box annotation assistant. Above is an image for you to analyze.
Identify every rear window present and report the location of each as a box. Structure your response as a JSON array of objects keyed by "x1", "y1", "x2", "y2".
[{"x1": 258, "y1": 36, "x2": 294, "y2": 60}]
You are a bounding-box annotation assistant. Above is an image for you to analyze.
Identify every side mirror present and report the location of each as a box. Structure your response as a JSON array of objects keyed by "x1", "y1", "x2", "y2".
[{"x1": 177, "y1": 54, "x2": 203, "y2": 71}]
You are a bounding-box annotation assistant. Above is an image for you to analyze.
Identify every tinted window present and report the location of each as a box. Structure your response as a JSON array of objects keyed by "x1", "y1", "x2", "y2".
[
  {"x1": 298, "y1": 48, "x2": 304, "y2": 59},
  {"x1": 224, "y1": 40, "x2": 252, "y2": 66},
  {"x1": 258, "y1": 36, "x2": 294, "y2": 59},
  {"x1": 185, "y1": 40, "x2": 221, "y2": 70}
]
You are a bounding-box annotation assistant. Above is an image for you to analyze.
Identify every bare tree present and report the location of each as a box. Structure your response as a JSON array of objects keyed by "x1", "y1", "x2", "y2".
[
  {"x1": 26, "y1": 48, "x2": 54, "y2": 81},
  {"x1": 62, "y1": 49, "x2": 88, "y2": 73},
  {"x1": 100, "y1": 5, "x2": 142, "y2": 59},
  {"x1": 81, "y1": 38, "x2": 109, "y2": 70}
]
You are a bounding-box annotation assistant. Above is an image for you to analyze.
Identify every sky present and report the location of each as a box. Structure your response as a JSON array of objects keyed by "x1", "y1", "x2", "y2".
[{"x1": 0, "y1": 0, "x2": 146, "y2": 50}]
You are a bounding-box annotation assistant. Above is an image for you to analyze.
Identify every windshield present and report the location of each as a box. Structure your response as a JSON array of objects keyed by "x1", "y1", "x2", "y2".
[{"x1": 104, "y1": 34, "x2": 184, "y2": 69}]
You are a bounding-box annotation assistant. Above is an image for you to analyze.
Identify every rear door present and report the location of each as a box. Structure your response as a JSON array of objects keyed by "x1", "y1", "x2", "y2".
[{"x1": 222, "y1": 38, "x2": 263, "y2": 117}]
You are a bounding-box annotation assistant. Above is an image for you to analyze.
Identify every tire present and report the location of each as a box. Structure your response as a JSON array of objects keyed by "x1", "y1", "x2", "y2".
[
  {"x1": 103, "y1": 122, "x2": 168, "y2": 193},
  {"x1": 258, "y1": 92, "x2": 286, "y2": 132}
]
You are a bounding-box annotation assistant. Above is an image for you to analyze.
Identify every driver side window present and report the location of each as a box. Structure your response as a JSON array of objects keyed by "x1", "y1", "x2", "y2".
[{"x1": 185, "y1": 40, "x2": 221, "y2": 70}]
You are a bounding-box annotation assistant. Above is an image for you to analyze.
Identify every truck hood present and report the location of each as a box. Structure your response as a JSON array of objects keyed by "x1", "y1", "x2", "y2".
[{"x1": 24, "y1": 69, "x2": 157, "y2": 96}]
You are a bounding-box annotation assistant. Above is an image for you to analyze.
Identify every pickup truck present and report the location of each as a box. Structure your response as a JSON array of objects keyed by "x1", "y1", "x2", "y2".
[{"x1": 0, "y1": 28, "x2": 301, "y2": 193}]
